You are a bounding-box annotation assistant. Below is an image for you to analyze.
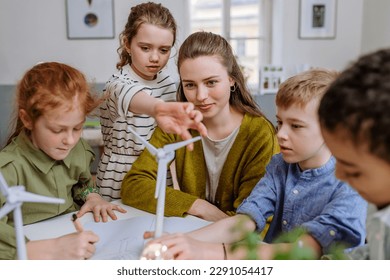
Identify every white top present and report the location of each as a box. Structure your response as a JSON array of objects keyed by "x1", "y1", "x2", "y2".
[
  {"x1": 201, "y1": 127, "x2": 240, "y2": 203},
  {"x1": 97, "y1": 65, "x2": 177, "y2": 201}
]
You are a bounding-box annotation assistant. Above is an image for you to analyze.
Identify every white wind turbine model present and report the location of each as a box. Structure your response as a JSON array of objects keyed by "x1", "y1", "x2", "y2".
[
  {"x1": 0, "y1": 172, "x2": 65, "y2": 260},
  {"x1": 128, "y1": 126, "x2": 201, "y2": 239}
]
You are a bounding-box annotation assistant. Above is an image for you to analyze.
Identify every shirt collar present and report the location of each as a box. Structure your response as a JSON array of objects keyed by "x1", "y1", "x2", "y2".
[
  {"x1": 298, "y1": 156, "x2": 336, "y2": 178},
  {"x1": 16, "y1": 131, "x2": 72, "y2": 174}
]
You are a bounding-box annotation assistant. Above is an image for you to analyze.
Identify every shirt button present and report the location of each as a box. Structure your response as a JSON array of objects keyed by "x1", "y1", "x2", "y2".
[
  {"x1": 329, "y1": 230, "x2": 336, "y2": 236},
  {"x1": 283, "y1": 220, "x2": 287, "y2": 225},
  {"x1": 293, "y1": 189, "x2": 299, "y2": 195}
]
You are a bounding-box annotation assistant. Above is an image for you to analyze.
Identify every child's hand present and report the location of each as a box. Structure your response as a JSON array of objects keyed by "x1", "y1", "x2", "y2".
[
  {"x1": 143, "y1": 231, "x2": 155, "y2": 239},
  {"x1": 78, "y1": 193, "x2": 127, "y2": 222},
  {"x1": 155, "y1": 102, "x2": 207, "y2": 150},
  {"x1": 26, "y1": 231, "x2": 99, "y2": 260},
  {"x1": 145, "y1": 233, "x2": 220, "y2": 260}
]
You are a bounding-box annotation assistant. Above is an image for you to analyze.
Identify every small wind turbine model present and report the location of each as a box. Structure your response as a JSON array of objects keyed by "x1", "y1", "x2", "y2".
[
  {"x1": 0, "y1": 172, "x2": 65, "y2": 260},
  {"x1": 127, "y1": 126, "x2": 201, "y2": 259},
  {"x1": 128, "y1": 126, "x2": 201, "y2": 237}
]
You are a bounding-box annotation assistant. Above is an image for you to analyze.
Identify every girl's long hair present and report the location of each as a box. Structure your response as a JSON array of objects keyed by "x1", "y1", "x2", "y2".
[{"x1": 5, "y1": 62, "x2": 101, "y2": 146}]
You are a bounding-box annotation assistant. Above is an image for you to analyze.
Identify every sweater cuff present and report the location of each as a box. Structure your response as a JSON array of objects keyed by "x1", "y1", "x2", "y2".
[{"x1": 165, "y1": 193, "x2": 198, "y2": 217}]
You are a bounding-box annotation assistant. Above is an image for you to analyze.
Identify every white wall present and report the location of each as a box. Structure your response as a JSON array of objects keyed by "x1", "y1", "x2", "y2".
[
  {"x1": 0, "y1": 0, "x2": 187, "y2": 84},
  {"x1": 1, "y1": 0, "x2": 388, "y2": 85},
  {"x1": 361, "y1": 0, "x2": 390, "y2": 55},
  {"x1": 280, "y1": 0, "x2": 363, "y2": 77}
]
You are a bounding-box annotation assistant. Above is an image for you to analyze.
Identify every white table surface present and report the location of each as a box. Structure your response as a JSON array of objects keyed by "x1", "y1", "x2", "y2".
[{"x1": 23, "y1": 199, "x2": 209, "y2": 241}]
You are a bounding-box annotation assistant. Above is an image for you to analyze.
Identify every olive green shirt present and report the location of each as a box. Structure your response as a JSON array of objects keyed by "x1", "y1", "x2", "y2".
[
  {"x1": 0, "y1": 131, "x2": 98, "y2": 259},
  {"x1": 121, "y1": 113, "x2": 279, "y2": 217}
]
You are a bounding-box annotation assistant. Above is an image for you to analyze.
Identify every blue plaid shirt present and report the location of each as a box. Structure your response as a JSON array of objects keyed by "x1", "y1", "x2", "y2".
[{"x1": 237, "y1": 153, "x2": 367, "y2": 253}]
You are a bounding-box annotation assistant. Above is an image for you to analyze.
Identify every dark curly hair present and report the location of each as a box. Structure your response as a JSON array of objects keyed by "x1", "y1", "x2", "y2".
[{"x1": 319, "y1": 48, "x2": 390, "y2": 164}]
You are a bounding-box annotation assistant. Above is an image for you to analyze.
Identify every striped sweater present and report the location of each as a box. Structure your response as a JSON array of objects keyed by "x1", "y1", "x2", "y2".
[{"x1": 97, "y1": 65, "x2": 177, "y2": 201}]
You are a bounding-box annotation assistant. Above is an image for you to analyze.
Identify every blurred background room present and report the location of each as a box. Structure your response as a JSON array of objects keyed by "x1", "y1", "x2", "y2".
[{"x1": 1, "y1": 0, "x2": 389, "y2": 171}]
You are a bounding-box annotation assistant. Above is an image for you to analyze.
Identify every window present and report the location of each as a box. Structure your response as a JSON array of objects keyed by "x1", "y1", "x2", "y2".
[{"x1": 188, "y1": 0, "x2": 272, "y2": 93}]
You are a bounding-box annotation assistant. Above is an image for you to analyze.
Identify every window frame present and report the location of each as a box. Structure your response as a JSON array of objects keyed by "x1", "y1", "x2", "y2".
[{"x1": 184, "y1": 0, "x2": 278, "y2": 94}]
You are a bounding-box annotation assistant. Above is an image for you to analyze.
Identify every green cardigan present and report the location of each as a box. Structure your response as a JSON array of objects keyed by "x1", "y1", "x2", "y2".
[{"x1": 121, "y1": 113, "x2": 279, "y2": 217}]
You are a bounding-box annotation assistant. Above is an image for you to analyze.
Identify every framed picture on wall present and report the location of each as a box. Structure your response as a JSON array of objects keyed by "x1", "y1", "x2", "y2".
[
  {"x1": 299, "y1": 0, "x2": 337, "y2": 39},
  {"x1": 66, "y1": 0, "x2": 114, "y2": 39}
]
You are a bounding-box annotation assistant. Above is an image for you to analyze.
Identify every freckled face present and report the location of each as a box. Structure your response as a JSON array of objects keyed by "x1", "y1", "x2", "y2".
[{"x1": 322, "y1": 128, "x2": 390, "y2": 207}]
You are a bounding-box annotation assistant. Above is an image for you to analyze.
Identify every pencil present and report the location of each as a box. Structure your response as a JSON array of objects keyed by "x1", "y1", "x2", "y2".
[{"x1": 71, "y1": 213, "x2": 84, "y2": 232}]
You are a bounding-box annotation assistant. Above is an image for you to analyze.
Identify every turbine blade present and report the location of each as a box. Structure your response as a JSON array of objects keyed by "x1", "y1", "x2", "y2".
[
  {"x1": 163, "y1": 136, "x2": 201, "y2": 153},
  {"x1": 0, "y1": 172, "x2": 10, "y2": 196},
  {"x1": 0, "y1": 203, "x2": 16, "y2": 219},
  {"x1": 128, "y1": 125, "x2": 158, "y2": 156},
  {"x1": 16, "y1": 192, "x2": 65, "y2": 205}
]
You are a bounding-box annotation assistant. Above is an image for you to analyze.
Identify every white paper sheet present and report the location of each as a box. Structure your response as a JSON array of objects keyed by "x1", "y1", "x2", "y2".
[{"x1": 84, "y1": 215, "x2": 211, "y2": 260}]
